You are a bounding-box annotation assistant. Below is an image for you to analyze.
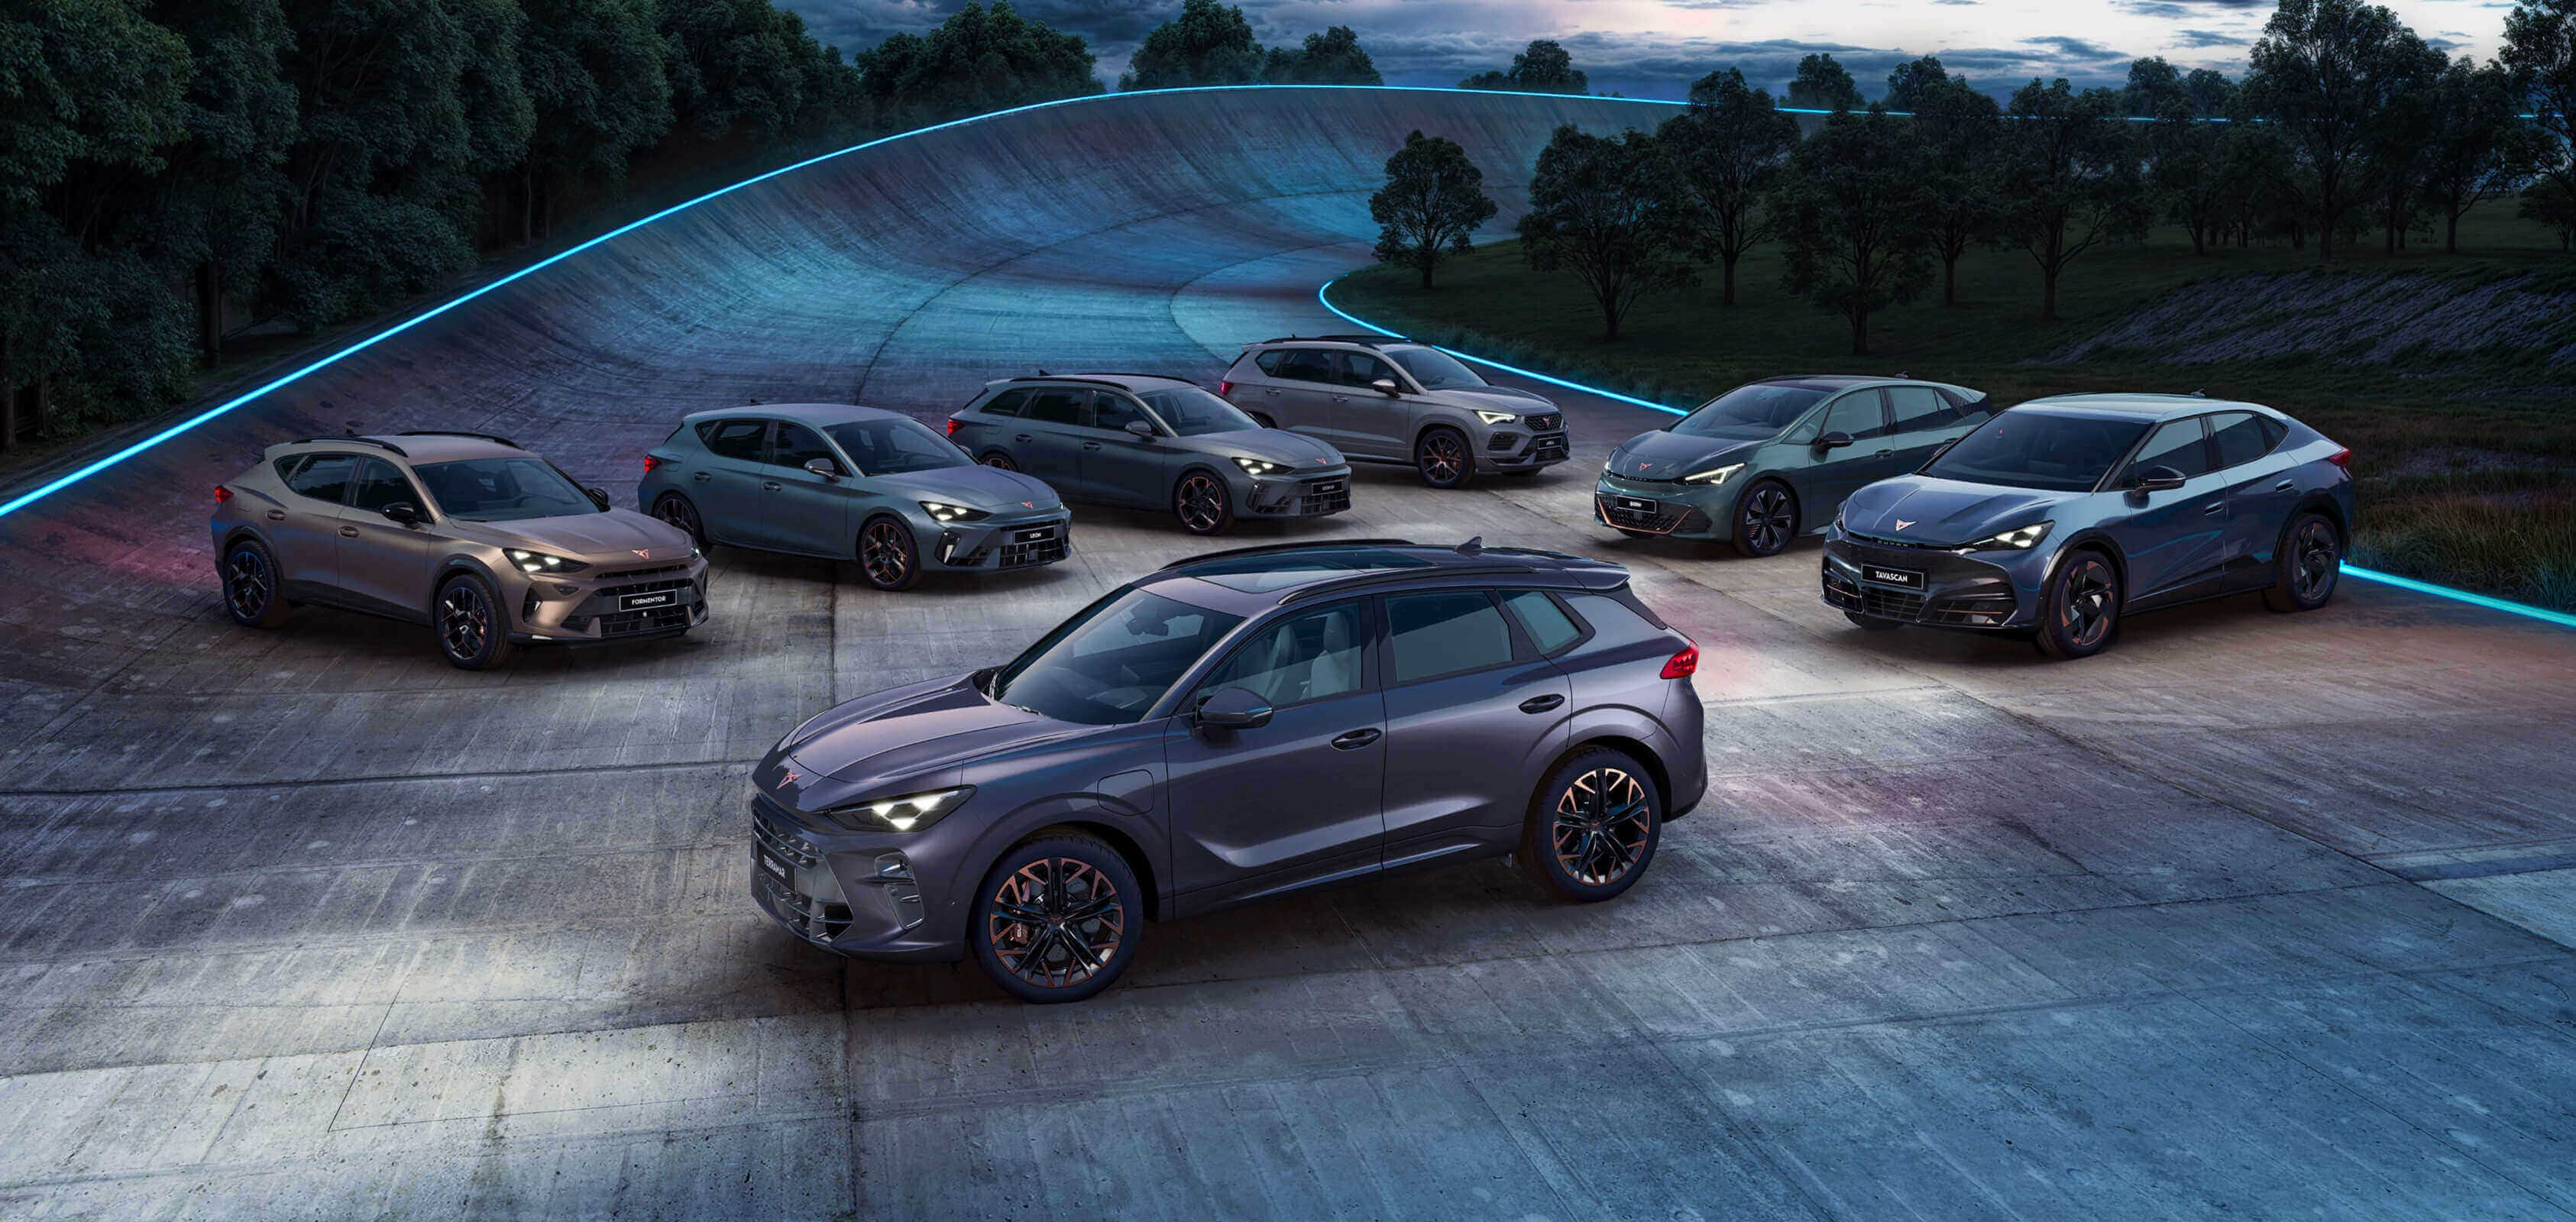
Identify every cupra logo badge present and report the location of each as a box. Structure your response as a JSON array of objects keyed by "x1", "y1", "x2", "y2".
[
  {"x1": 633, "y1": 548, "x2": 652, "y2": 558},
  {"x1": 782, "y1": 768, "x2": 802, "y2": 787},
  {"x1": 1021, "y1": 500, "x2": 1034, "y2": 508},
  {"x1": 1894, "y1": 520, "x2": 1914, "y2": 531}
]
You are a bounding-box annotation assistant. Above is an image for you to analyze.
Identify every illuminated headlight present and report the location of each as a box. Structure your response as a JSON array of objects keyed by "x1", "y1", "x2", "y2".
[
  {"x1": 1683, "y1": 462, "x2": 1745, "y2": 486},
  {"x1": 504, "y1": 548, "x2": 589, "y2": 574},
  {"x1": 1960, "y1": 521, "x2": 2053, "y2": 551},
  {"x1": 823, "y1": 785, "x2": 972, "y2": 832},
  {"x1": 1232, "y1": 456, "x2": 1290, "y2": 476},
  {"x1": 919, "y1": 500, "x2": 988, "y2": 523},
  {"x1": 1474, "y1": 410, "x2": 1518, "y2": 425}
]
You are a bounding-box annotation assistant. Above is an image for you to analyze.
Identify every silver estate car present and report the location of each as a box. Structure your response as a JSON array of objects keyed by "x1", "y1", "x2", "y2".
[
  {"x1": 1218, "y1": 336, "x2": 1569, "y2": 488},
  {"x1": 639, "y1": 404, "x2": 1071, "y2": 591},
  {"x1": 211, "y1": 432, "x2": 708, "y2": 668}
]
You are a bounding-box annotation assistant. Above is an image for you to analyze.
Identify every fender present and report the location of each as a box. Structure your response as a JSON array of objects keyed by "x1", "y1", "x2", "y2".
[{"x1": 426, "y1": 553, "x2": 513, "y2": 628}]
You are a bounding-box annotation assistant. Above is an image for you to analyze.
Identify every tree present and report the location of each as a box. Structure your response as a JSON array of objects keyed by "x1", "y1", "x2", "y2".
[
  {"x1": 1989, "y1": 79, "x2": 2147, "y2": 320},
  {"x1": 148, "y1": 0, "x2": 299, "y2": 365},
  {"x1": 2122, "y1": 57, "x2": 2185, "y2": 116},
  {"x1": 1659, "y1": 67, "x2": 1799, "y2": 306},
  {"x1": 1910, "y1": 73, "x2": 2003, "y2": 302},
  {"x1": 659, "y1": 0, "x2": 856, "y2": 143},
  {"x1": 1119, "y1": 0, "x2": 1260, "y2": 90},
  {"x1": 1458, "y1": 40, "x2": 1587, "y2": 94},
  {"x1": 1771, "y1": 107, "x2": 1933, "y2": 354},
  {"x1": 1263, "y1": 26, "x2": 1380, "y2": 85},
  {"x1": 856, "y1": 2, "x2": 1099, "y2": 131},
  {"x1": 2182, "y1": 67, "x2": 2237, "y2": 118},
  {"x1": 2365, "y1": 37, "x2": 2449, "y2": 251},
  {"x1": 513, "y1": 0, "x2": 672, "y2": 244},
  {"x1": 2524, "y1": 178, "x2": 2576, "y2": 248},
  {"x1": 1787, "y1": 53, "x2": 1862, "y2": 112},
  {"x1": 2147, "y1": 95, "x2": 2235, "y2": 254},
  {"x1": 2244, "y1": 0, "x2": 2431, "y2": 261},
  {"x1": 2503, "y1": 0, "x2": 2576, "y2": 219},
  {"x1": 1883, "y1": 55, "x2": 1950, "y2": 112},
  {"x1": 2420, "y1": 57, "x2": 2541, "y2": 252},
  {"x1": 1369, "y1": 131, "x2": 1497, "y2": 288},
  {"x1": 1516, "y1": 125, "x2": 1696, "y2": 340}
]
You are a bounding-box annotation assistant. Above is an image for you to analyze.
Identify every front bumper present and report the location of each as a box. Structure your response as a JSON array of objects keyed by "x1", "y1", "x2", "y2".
[
  {"x1": 1481, "y1": 414, "x2": 1571, "y2": 473},
  {"x1": 747, "y1": 794, "x2": 963, "y2": 962},
  {"x1": 1820, "y1": 528, "x2": 2042, "y2": 629},
  {"x1": 918, "y1": 509, "x2": 1073, "y2": 573},
  {"x1": 512, "y1": 553, "x2": 712, "y2": 643},
  {"x1": 1594, "y1": 473, "x2": 1728, "y2": 540},
  {"x1": 1240, "y1": 467, "x2": 1353, "y2": 519}
]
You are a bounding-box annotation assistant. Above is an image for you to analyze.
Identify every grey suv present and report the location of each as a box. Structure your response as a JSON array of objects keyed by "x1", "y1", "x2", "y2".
[
  {"x1": 211, "y1": 432, "x2": 707, "y2": 668},
  {"x1": 1219, "y1": 336, "x2": 1569, "y2": 487},
  {"x1": 747, "y1": 538, "x2": 1706, "y2": 1002}
]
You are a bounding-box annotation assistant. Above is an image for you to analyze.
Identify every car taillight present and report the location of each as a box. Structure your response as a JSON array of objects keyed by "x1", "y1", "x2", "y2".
[
  {"x1": 212, "y1": 485, "x2": 231, "y2": 503},
  {"x1": 1659, "y1": 638, "x2": 1698, "y2": 681},
  {"x1": 944, "y1": 419, "x2": 961, "y2": 437},
  {"x1": 642, "y1": 455, "x2": 662, "y2": 474},
  {"x1": 1218, "y1": 380, "x2": 1235, "y2": 396},
  {"x1": 2325, "y1": 448, "x2": 2351, "y2": 469}
]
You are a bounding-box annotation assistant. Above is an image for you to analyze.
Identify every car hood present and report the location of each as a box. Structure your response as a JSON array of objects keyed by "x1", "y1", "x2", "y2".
[
  {"x1": 1435, "y1": 385, "x2": 1555, "y2": 413},
  {"x1": 1606, "y1": 430, "x2": 1762, "y2": 481},
  {"x1": 778, "y1": 672, "x2": 1090, "y2": 784},
  {"x1": 1840, "y1": 477, "x2": 2082, "y2": 546},
  {"x1": 1174, "y1": 428, "x2": 1345, "y2": 468},
  {"x1": 869, "y1": 464, "x2": 1060, "y2": 513},
  {"x1": 462, "y1": 510, "x2": 694, "y2": 563}
]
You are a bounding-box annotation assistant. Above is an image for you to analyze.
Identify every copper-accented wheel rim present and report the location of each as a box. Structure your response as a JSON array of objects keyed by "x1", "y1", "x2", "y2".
[
  {"x1": 655, "y1": 495, "x2": 700, "y2": 541},
  {"x1": 982, "y1": 453, "x2": 1016, "y2": 471},
  {"x1": 1176, "y1": 474, "x2": 1225, "y2": 532},
  {"x1": 224, "y1": 548, "x2": 271, "y2": 619},
  {"x1": 438, "y1": 582, "x2": 490, "y2": 660},
  {"x1": 2292, "y1": 520, "x2": 2338, "y2": 601},
  {"x1": 1551, "y1": 766, "x2": 1653, "y2": 886},
  {"x1": 1420, "y1": 432, "x2": 1466, "y2": 483},
  {"x1": 1739, "y1": 485, "x2": 1792, "y2": 554},
  {"x1": 860, "y1": 520, "x2": 911, "y2": 587},
  {"x1": 2060, "y1": 557, "x2": 2117, "y2": 648},
  {"x1": 985, "y1": 858, "x2": 1126, "y2": 989}
]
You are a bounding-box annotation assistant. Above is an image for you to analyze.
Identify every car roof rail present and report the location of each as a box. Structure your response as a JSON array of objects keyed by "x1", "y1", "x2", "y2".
[
  {"x1": 1005, "y1": 374, "x2": 1185, "y2": 392},
  {"x1": 396, "y1": 429, "x2": 521, "y2": 448},
  {"x1": 1252, "y1": 333, "x2": 1407, "y2": 347},
  {"x1": 290, "y1": 435, "x2": 408, "y2": 457},
  {"x1": 1275, "y1": 562, "x2": 1542, "y2": 605},
  {"x1": 1159, "y1": 538, "x2": 1422, "y2": 571}
]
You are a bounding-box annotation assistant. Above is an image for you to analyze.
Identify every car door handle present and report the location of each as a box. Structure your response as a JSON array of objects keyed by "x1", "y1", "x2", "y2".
[
  {"x1": 265, "y1": 509, "x2": 286, "y2": 522},
  {"x1": 1264, "y1": 388, "x2": 1281, "y2": 396},
  {"x1": 1874, "y1": 449, "x2": 1895, "y2": 457},
  {"x1": 2273, "y1": 479, "x2": 2294, "y2": 491},
  {"x1": 691, "y1": 471, "x2": 712, "y2": 483},
  {"x1": 2202, "y1": 502, "x2": 2225, "y2": 516},
  {"x1": 1329, "y1": 395, "x2": 1349, "y2": 403},
  {"x1": 1330, "y1": 728, "x2": 1383, "y2": 750},
  {"x1": 762, "y1": 480, "x2": 782, "y2": 493},
  {"x1": 1518, "y1": 693, "x2": 1565, "y2": 713},
  {"x1": 1015, "y1": 433, "x2": 1034, "y2": 444},
  {"x1": 1082, "y1": 441, "x2": 1102, "y2": 451},
  {"x1": 337, "y1": 525, "x2": 359, "y2": 538}
]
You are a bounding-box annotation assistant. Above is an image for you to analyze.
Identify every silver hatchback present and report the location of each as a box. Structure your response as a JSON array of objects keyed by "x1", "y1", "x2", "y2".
[{"x1": 1219, "y1": 337, "x2": 1569, "y2": 488}]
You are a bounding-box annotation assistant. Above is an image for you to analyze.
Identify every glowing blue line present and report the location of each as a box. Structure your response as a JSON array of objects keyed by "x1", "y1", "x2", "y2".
[
  {"x1": 1314, "y1": 279, "x2": 1687, "y2": 415},
  {"x1": 1319, "y1": 281, "x2": 2574, "y2": 632}
]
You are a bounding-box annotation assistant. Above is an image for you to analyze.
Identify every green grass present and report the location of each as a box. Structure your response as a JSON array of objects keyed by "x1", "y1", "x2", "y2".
[{"x1": 1334, "y1": 209, "x2": 2576, "y2": 613}]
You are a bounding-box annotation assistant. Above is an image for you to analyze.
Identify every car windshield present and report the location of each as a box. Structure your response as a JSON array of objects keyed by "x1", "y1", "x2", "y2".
[
  {"x1": 1672, "y1": 383, "x2": 1830, "y2": 438},
  {"x1": 1383, "y1": 345, "x2": 1487, "y2": 390},
  {"x1": 985, "y1": 587, "x2": 1244, "y2": 725},
  {"x1": 824, "y1": 417, "x2": 968, "y2": 474},
  {"x1": 1140, "y1": 387, "x2": 1257, "y2": 437},
  {"x1": 414, "y1": 457, "x2": 599, "y2": 522},
  {"x1": 1923, "y1": 409, "x2": 2151, "y2": 493}
]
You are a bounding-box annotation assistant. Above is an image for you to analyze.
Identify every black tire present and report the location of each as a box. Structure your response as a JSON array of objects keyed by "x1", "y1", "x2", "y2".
[
  {"x1": 1415, "y1": 427, "x2": 1475, "y2": 489},
  {"x1": 1518, "y1": 747, "x2": 1663, "y2": 903},
  {"x1": 979, "y1": 451, "x2": 1018, "y2": 472},
  {"x1": 967, "y1": 834, "x2": 1143, "y2": 1004},
  {"x1": 220, "y1": 537, "x2": 293, "y2": 629},
  {"x1": 1730, "y1": 480, "x2": 1797, "y2": 558},
  {"x1": 652, "y1": 493, "x2": 706, "y2": 548},
  {"x1": 856, "y1": 515, "x2": 921, "y2": 591},
  {"x1": 433, "y1": 571, "x2": 517, "y2": 670},
  {"x1": 1173, "y1": 469, "x2": 1233, "y2": 535},
  {"x1": 2034, "y1": 549, "x2": 2121, "y2": 660},
  {"x1": 1845, "y1": 611, "x2": 1905, "y2": 632},
  {"x1": 2263, "y1": 511, "x2": 2341, "y2": 613}
]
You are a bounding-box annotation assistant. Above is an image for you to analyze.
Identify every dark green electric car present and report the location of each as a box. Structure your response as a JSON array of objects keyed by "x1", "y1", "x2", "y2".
[{"x1": 1596, "y1": 376, "x2": 1990, "y2": 557}]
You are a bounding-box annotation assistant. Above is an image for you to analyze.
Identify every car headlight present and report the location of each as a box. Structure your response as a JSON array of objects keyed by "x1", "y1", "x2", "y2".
[
  {"x1": 505, "y1": 548, "x2": 589, "y2": 574},
  {"x1": 919, "y1": 500, "x2": 988, "y2": 523},
  {"x1": 1232, "y1": 456, "x2": 1290, "y2": 476},
  {"x1": 821, "y1": 785, "x2": 972, "y2": 832},
  {"x1": 1960, "y1": 521, "x2": 2052, "y2": 551},
  {"x1": 1683, "y1": 462, "x2": 1745, "y2": 486},
  {"x1": 1474, "y1": 410, "x2": 1517, "y2": 425}
]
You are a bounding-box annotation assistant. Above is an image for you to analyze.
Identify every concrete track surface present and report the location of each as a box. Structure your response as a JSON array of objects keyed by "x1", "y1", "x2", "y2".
[{"x1": 4, "y1": 87, "x2": 2576, "y2": 1220}]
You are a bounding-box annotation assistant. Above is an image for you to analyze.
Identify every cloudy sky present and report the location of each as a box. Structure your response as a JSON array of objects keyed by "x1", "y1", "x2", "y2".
[{"x1": 782, "y1": 0, "x2": 2519, "y2": 99}]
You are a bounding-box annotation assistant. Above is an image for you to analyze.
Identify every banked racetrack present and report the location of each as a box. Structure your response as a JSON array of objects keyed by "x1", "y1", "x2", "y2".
[{"x1": 5, "y1": 87, "x2": 2576, "y2": 1220}]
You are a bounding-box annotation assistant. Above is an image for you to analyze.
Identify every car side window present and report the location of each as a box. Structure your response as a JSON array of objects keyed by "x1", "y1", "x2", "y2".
[
  {"x1": 1253, "y1": 351, "x2": 1286, "y2": 376},
  {"x1": 285, "y1": 453, "x2": 361, "y2": 504},
  {"x1": 348, "y1": 459, "x2": 419, "y2": 513},
  {"x1": 1385, "y1": 590, "x2": 1516, "y2": 684},
  {"x1": 1885, "y1": 386, "x2": 1956, "y2": 433},
  {"x1": 1943, "y1": 390, "x2": 1995, "y2": 424},
  {"x1": 2209, "y1": 412, "x2": 2273, "y2": 469},
  {"x1": 1499, "y1": 590, "x2": 1583, "y2": 656},
  {"x1": 772, "y1": 422, "x2": 835, "y2": 470},
  {"x1": 1817, "y1": 392, "x2": 1892, "y2": 442},
  {"x1": 1021, "y1": 388, "x2": 1088, "y2": 425},
  {"x1": 1193, "y1": 602, "x2": 1367, "y2": 709},
  {"x1": 699, "y1": 419, "x2": 767, "y2": 461},
  {"x1": 1335, "y1": 352, "x2": 1400, "y2": 390},
  {"x1": 1274, "y1": 349, "x2": 1334, "y2": 384},
  {"x1": 2128, "y1": 417, "x2": 2215, "y2": 481},
  {"x1": 1087, "y1": 393, "x2": 1150, "y2": 434},
  {"x1": 979, "y1": 390, "x2": 1029, "y2": 418}
]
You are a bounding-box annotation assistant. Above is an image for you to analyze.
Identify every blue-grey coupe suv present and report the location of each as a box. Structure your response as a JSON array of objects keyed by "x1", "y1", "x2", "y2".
[
  {"x1": 1823, "y1": 394, "x2": 2354, "y2": 658},
  {"x1": 746, "y1": 539, "x2": 1706, "y2": 1002},
  {"x1": 640, "y1": 404, "x2": 1070, "y2": 591}
]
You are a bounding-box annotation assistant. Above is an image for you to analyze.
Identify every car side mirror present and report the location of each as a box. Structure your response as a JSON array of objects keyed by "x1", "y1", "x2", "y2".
[
  {"x1": 1371, "y1": 378, "x2": 1400, "y2": 396},
  {"x1": 584, "y1": 487, "x2": 611, "y2": 510},
  {"x1": 381, "y1": 502, "x2": 422, "y2": 526},
  {"x1": 1124, "y1": 419, "x2": 1157, "y2": 439},
  {"x1": 1816, "y1": 431, "x2": 1855, "y2": 451},
  {"x1": 803, "y1": 457, "x2": 841, "y2": 480},
  {"x1": 2133, "y1": 465, "x2": 2187, "y2": 493},
  {"x1": 1193, "y1": 687, "x2": 1273, "y2": 732}
]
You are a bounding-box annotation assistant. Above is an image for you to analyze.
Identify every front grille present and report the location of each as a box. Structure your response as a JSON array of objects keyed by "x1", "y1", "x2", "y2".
[
  {"x1": 756, "y1": 871, "x2": 852, "y2": 943},
  {"x1": 998, "y1": 535, "x2": 1070, "y2": 567},
  {"x1": 1927, "y1": 593, "x2": 2017, "y2": 626},
  {"x1": 1299, "y1": 479, "x2": 1350, "y2": 515},
  {"x1": 752, "y1": 807, "x2": 820, "y2": 868},
  {"x1": 1526, "y1": 413, "x2": 1564, "y2": 432},
  {"x1": 595, "y1": 603, "x2": 691, "y2": 636},
  {"x1": 1846, "y1": 530, "x2": 1950, "y2": 551},
  {"x1": 604, "y1": 576, "x2": 693, "y2": 599},
  {"x1": 1824, "y1": 570, "x2": 1924, "y2": 620},
  {"x1": 1599, "y1": 493, "x2": 1684, "y2": 534},
  {"x1": 598, "y1": 562, "x2": 691, "y2": 581}
]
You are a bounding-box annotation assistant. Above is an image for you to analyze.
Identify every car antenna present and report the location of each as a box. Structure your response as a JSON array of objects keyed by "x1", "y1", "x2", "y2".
[
  {"x1": 1895, "y1": 371, "x2": 1909, "y2": 380},
  {"x1": 1037, "y1": 368, "x2": 1050, "y2": 377},
  {"x1": 2189, "y1": 389, "x2": 2208, "y2": 397},
  {"x1": 1456, "y1": 535, "x2": 1484, "y2": 556}
]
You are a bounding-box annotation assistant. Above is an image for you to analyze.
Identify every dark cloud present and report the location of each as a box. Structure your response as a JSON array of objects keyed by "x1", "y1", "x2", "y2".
[{"x1": 2173, "y1": 28, "x2": 2244, "y2": 49}]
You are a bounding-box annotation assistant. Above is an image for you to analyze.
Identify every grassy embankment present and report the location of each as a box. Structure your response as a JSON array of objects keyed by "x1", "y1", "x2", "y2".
[{"x1": 1334, "y1": 209, "x2": 2576, "y2": 613}]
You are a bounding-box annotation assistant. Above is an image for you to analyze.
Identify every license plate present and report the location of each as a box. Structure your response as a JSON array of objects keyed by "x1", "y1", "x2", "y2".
[
  {"x1": 1862, "y1": 565, "x2": 1926, "y2": 590},
  {"x1": 1616, "y1": 496, "x2": 1658, "y2": 513},
  {"x1": 1013, "y1": 526, "x2": 1053, "y2": 543},
  {"x1": 620, "y1": 590, "x2": 677, "y2": 610},
  {"x1": 755, "y1": 843, "x2": 791, "y2": 884},
  {"x1": 1309, "y1": 480, "x2": 1343, "y2": 495}
]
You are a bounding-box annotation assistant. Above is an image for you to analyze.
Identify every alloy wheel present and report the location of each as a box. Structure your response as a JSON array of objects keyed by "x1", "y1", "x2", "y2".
[
  {"x1": 1176, "y1": 474, "x2": 1226, "y2": 532},
  {"x1": 982, "y1": 453, "x2": 1017, "y2": 471},
  {"x1": 1419, "y1": 433, "x2": 1466, "y2": 484},
  {"x1": 2060, "y1": 557, "x2": 2117, "y2": 650},
  {"x1": 2292, "y1": 520, "x2": 2338, "y2": 601},
  {"x1": 984, "y1": 858, "x2": 1126, "y2": 990},
  {"x1": 1551, "y1": 766, "x2": 1653, "y2": 887},
  {"x1": 439, "y1": 583, "x2": 490, "y2": 661},
  {"x1": 860, "y1": 520, "x2": 911, "y2": 587},
  {"x1": 224, "y1": 548, "x2": 272, "y2": 620},
  {"x1": 1739, "y1": 486, "x2": 1792, "y2": 554},
  {"x1": 655, "y1": 496, "x2": 701, "y2": 542}
]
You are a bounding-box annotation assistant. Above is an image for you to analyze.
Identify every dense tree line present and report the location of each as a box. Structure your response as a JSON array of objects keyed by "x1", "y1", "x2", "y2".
[{"x1": 1116, "y1": 0, "x2": 1380, "y2": 89}]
